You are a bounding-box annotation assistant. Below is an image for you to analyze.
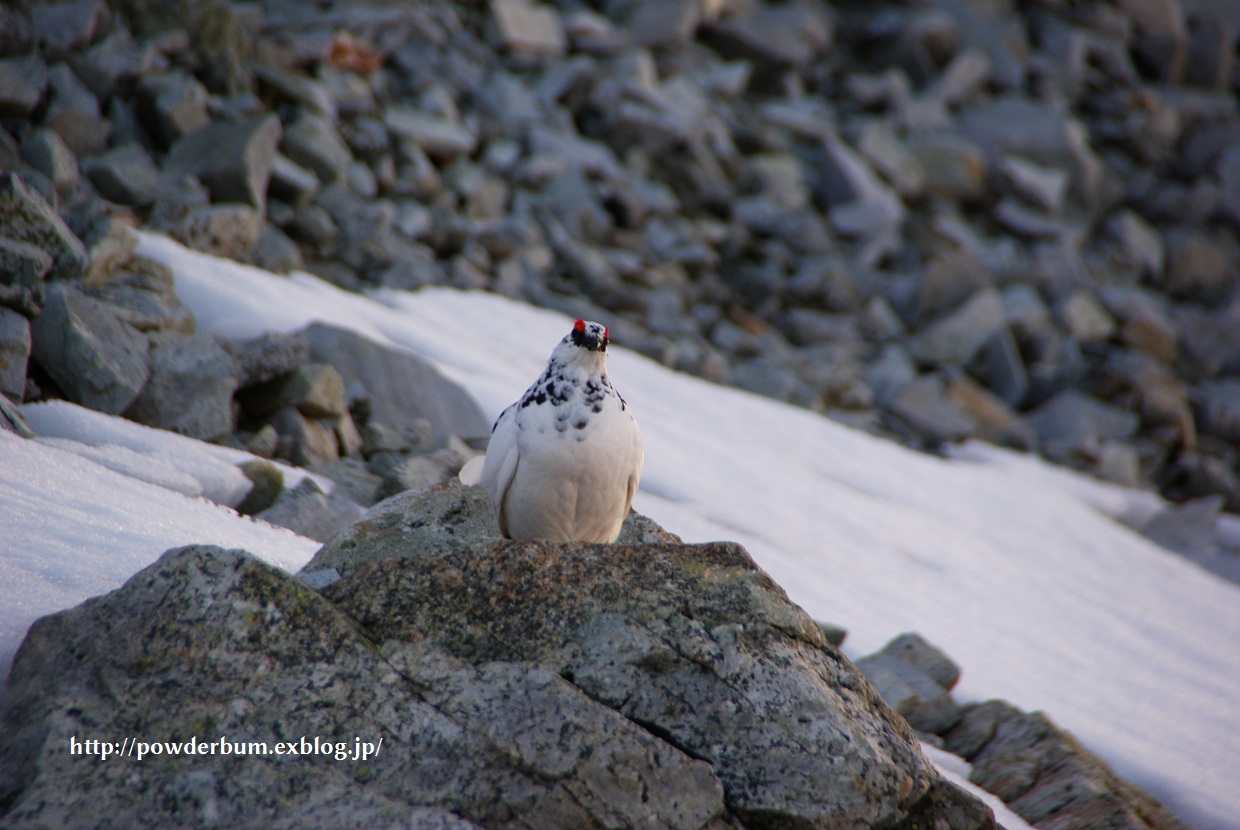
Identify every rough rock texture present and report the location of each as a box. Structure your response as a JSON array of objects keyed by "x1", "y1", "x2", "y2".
[
  {"x1": 943, "y1": 701, "x2": 1186, "y2": 830},
  {"x1": 302, "y1": 323, "x2": 490, "y2": 443},
  {"x1": 255, "y1": 477, "x2": 367, "y2": 543},
  {"x1": 124, "y1": 331, "x2": 237, "y2": 440},
  {"x1": 0, "y1": 537, "x2": 995, "y2": 830},
  {"x1": 0, "y1": 172, "x2": 87, "y2": 281},
  {"x1": 302, "y1": 480, "x2": 679, "y2": 579},
  {"x1": 30, "y1": 282, "x2": 149, "y2": 415}
]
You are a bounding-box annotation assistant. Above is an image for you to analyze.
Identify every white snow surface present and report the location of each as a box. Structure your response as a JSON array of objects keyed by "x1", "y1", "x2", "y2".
[
  {"x1": 0, "y1": 231, "x2": 1234, "y2": 829},
  {"x1": 0, "y1": 426, "x2": 320, "y2": 685}
]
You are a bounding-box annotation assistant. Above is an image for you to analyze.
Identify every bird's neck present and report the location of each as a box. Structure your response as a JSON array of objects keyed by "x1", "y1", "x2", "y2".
[{"x1": 551, "y1": 347, "x2": 607, "y2": 382}]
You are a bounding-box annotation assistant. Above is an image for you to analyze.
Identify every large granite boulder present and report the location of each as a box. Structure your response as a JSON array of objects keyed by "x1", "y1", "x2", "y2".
[{"x1": 0, "y1": 516, "x2": 995, "y2": 829}]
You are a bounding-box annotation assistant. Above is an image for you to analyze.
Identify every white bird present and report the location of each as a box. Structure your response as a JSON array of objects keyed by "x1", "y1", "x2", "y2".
[{"x1": 462, "y1": 319, "x2": 643, "y2": 543}]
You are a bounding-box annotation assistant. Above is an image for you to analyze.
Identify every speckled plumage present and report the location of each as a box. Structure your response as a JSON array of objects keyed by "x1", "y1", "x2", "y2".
[{"x1": 477, "y1": 320, "x2": 643, "y2": 543}]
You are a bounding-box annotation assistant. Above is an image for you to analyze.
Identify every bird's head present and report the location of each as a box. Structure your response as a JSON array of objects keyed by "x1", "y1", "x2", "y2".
[{"x1": 568, "y1": 318, "x2": 609, "y2": 353}]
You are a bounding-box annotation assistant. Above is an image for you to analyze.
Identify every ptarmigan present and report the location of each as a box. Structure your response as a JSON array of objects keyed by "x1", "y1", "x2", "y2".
[{"x1": 466, "y1": 319, "x2": 643, "y2": 543}]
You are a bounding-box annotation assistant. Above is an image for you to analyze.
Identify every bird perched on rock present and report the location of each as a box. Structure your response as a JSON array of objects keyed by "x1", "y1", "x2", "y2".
[{"x1": 462, "y1": 319, "x2": 643, "y2": 543}]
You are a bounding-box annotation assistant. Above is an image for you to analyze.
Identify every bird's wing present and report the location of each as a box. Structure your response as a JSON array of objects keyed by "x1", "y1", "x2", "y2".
[
  {"x1": 479, "y1": 405, "x2": 521, "y2": 537},
  {"x1": 457, "y1": 455, "x2": 484, "y2": 485},
  {"x1": 623, "y1": 434, "x2": 644, "y2": 516}
]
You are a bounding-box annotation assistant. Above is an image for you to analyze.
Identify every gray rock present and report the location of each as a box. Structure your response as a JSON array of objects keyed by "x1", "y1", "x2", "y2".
[
  {"x1": 1185, "y1": 11, "x2": 1234, "y2": 89},
  {"x1": 969, "y1": 328, "x2": 1029, "y2": 408},
  {"x1": 77, "y1": 213, "x2": 141, "y2": 285},
  {"x1": 1103, "y1": 351, "x2": 1194, "y2": 446},
  {"x1": 225, "y1": 330, "x2": 311, "y2": 388},
  {"x1": 908, "y1": 131, "x2": 988, "y2": 203},
  {"x1": 704, "y1": 0, "x2": 832, "y2": 68},
  {"x1": 284, "y1": 201, "x2": 337, "y2": 253},
  {"x1": 43, "y1": 63, "x2": 110, "y2": 156},
  {"x1": 871, "y1": 632, "x2": 961, "y2": 691},
  {"x1": 303, "y1": 483, "x2": 503, "y2": 577},
  {"x1": 860, "y1": 296, "x2": 906, "y2": 342},
  {"x1": 308, "y1": 458, "x2": 383, "y2": 508},
  {"x1": 31, "y1": 0, "x2": 109, "y2": 58},
  {"x1": 945, "y1": 374, "x2": 1037, "y2": 450},
  {"x1": 820, "y1": 135, "x2": 905, "y2": 245},
  {"x1": 1140, "y1": 496, "x2": 1223, "y2": 557},
  {"x1": 866, "y1": 343, "x2": 919, "y2": 408},
  {"x1": 329, "y1": 533, "x2": 984, "y2": 829},
  {"x1": 1001, "y1": 283, "x2": 1053, "y2": 335},
  {"x1": 81, "y1": 143, "x2": 161, "y2": 206},
  {"x1": 241, "y1": 423, "x2": 280, "y2": 460},
  {"x1": 1191, "y1": 379, "x2": 1240, "y2": 442},
  {"x1": 926, "y1": 0, "x2": 1027, "y2": 90},
  {"x1": 1107, "y1": 209, "x2": 1165, "y2": 278},
  {"x1": 909, "y1": 287, "x2": 1006, "y2": 368},
  {"x1": 136, "y1": 70, "x2": 210, "y2": 150},
  {"x1": 124, "y1": 332, "x2": 237, "y2": 441},
  {"x1": 19, "y1": 128, "x2": 78, "y2": 192},
  {"x1": 0, "y1": 54, "x2": 47, "y2": 117},
  {"x1": 927, "y1": 48, "x2": 993, "y2": 107},
  {"x1": 256, "y1": 477, "x2": 366, "y2": 543},
  {"x1": 302, "y1": 323, "x2": 490, "y2": 443},
  {"x1": 855, "y1": 652, "x2": 961, "y2": 735},
  {"x1": 1123, "y1": 0, "x2": 1189, "y2": 83},
  {"x1": 30, "y1": 282, "x2": 149, "y2": 415},
  {"x1": 489, "y1": 0, "x2": 567, "y2": 56},
  {"x1": 269, "y1": 154, "x2": 321, "y2": 204},
  {"x1": 888, "y1": 374, "x2": 977, "y2": 446},
  {"x1": 0, "y1": 3, "x2": 29, "y2": 55},
  {"x1": 251, "y1": 223, "x2": 304, "y2": 273},
  {"x1": 856, "y1": 120, "x2": 926, "y2": 197},
  {"x1": 527, "y1": 123, "x2": 622, "y2": 179},
  {"x1": 385, "y1": 107, "x2": 477, "y2": 161},
  {"x1": 268, "y1": 405, "x2": 344, "y2": 467},
  {"x1": 564, "y1": 8, "x2": 629, "y2": 53},
  {"x1": 915, "y1": 250, "x2": 992, "y2": 322},
  {"x1": 172, "y1": 203, "x2": 265, "y2": 262},
  {"x1": 958, "y1": 96, "x2": 1109, "y2": 208},
  {"x1": 1117, "y1": 307, "x2": 1179, "y2": 366},
  {"x1": 313, "y1": 185, "x2": 427, "y2": 277},
  {"x1": 999, "y1": 155, "x2": 1068, "y2": 213},
  {"x1": 1176, "y1": 301, "x2": 1240, "y2": 378},
  {"x1": 0, "y1": 307, "x2": 31, "y2": 398},
  {"x1": 622, "y1": 0, "x2": 700, "y2": 47},
  {"x1": 958, "y1": 95, "x2": 1075, "y2": 169},
  {"x1": 68, "y1": 25, "x2": 161, "y2": 101},
  {"x1": 1163, "y1": 229, "x2": 1234, "y2": 302},
  {"x1": 81, "y1": 254, "x2": 194, "y2": 334},
  {"x1": 164, "y1": 115, "x2": 282, "y2": 210},
  {"x1": 0, "y1": 391, "x2": 34, "y2": 437},
  {"x1": 238, "y1": 362, "x2": 349, "y2": 419},
  {"x1": 0, "y1": 237, "x2": 51, "y2": 318},
  {"x1": 732, "y1": 355, "x2": 816, "y2": 406},
  {"x1": 944, "y1": 700, "x2": 1186, "y2": 830},
  {"x1": 0, "y1": 126, "x2": 20, "y2": 174},
  {"x1": 0, "y1": 172, "x2": 88, "y2": 281},
  {"x1": 1057, "y1": 290, "x2": 1116, "y2": 343},
  {"x1": 350, "y1": 161, "x2": 386, "y2": 205},
  {"x1": 282, "y1": 114, "x2": 352, "y2": 184},
  {"x1": 0, "y1": 543, "x2": 740, "y2": 830},
  {"x1": 252, "y1": 64, "x2": 335, "y2": 119},
  {"x1": 993, "y1": 198, "x2": 1066, "y2": 240},
  {"x1": 1024, "y1": 389, "x2": 1139, "y2": 457},
  {"x1": 378, "y1": 440, "x2": 474, "y2": 500},
  {"x1": 235, "y1": 458, "x2": 284, "y2": 515}
]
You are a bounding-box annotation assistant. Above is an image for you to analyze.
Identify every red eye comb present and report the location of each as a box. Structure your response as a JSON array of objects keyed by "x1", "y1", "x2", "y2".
[{"x1": 574, "y1": 319, "x2": 585, "y2": 332}]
